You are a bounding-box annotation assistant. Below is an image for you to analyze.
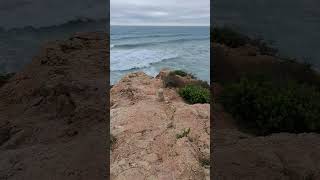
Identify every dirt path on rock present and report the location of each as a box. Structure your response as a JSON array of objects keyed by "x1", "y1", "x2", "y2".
[{"x1": 110, "y1": 72, "x2": 210, "y2": 180}]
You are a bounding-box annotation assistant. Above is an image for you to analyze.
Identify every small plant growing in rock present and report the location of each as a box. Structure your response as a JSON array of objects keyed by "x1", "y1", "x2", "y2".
[
  {"x1": 179, "y1": 85, "x2": 210, "y2": 104},
  {"x1": 176, "y1": 128, "x2": 190, "y2": 139}
]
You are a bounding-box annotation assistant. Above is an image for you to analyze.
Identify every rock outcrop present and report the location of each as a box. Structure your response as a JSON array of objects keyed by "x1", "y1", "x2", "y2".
[
  {"x1": 0, "y1": 32, "x2": 108, "y2": 179},
  {"x1": 110, "y1": 71, "x2": 210, "y2": 180}
]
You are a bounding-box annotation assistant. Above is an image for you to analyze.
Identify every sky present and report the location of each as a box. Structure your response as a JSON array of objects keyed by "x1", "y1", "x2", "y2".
[{"x1": 111, "y1": 0, "x2": 210, "y2": 26}]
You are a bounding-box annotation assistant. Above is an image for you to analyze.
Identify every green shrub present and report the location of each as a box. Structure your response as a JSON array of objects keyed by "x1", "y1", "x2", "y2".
[
  {"x1": 179, "y1": 85, "x2": 210, "y2": 104},
  {"x1": 171, "y1": 70, "x2": 188, "y2": 77},
  {"x1": 170, "y1": 70, "x2": 196, "y2": 78},
  {"x1": 219, "y1": 77, "x2": 320, "y2": 135}
]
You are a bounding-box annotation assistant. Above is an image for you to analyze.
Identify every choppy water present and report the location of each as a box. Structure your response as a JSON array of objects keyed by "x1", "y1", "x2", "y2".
[{"x1": 110, "y1": 26, "x2": 210, "y2": 84}]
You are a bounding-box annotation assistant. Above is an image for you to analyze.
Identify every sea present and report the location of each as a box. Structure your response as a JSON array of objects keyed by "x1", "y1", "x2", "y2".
[
  {"x1": 213, "y1": 0, "x2": 320, "y2": 69},
  {"x1": 0, "y1": 19, "x2": 107, "y2": 74},
  {"x1": 110, "y1": 26, "x2": 210, "y2": 85},
  {"x1": 2, "y1": 0, "x2": 320, "y2": 82}
]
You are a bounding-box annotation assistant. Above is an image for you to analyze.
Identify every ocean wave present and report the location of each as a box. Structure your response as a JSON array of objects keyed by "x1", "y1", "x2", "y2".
[
  {"x1": 111, "y1": 49, "x2": 179, "y2": 71},
  {"x1": 111, "y1": 33, "x2": 191, "y2": 41},
  {"x1": 111, "y1": 37, "x2": 209, "y2": 49}
]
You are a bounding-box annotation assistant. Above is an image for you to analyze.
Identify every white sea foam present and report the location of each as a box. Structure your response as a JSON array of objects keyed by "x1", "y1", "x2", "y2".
[
  {"x1": 111, "y1": 49, "x2": 178, "y2": 71},
  {"x1": 110, "y1": 26, "x2": 210, "y2": 84}
]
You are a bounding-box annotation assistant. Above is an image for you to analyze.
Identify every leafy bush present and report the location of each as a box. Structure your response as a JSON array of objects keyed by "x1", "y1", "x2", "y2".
[
  {"x1": 179, "y1": 85, "x2": 210, "y2": 104},
  {"x1": 171, "y1": 70, "x2": 188, "y2": 77},
  {"x1": 170, "y1": 70, "x2": 196, "y2": 78},
  {"x1": 219, "y1": 77, "x2": 320, "y2": 135}
]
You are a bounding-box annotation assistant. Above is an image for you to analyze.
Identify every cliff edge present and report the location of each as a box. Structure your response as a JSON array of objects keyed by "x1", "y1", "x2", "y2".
[{"x1": 110, "y1": 71, "x2": 210, "y2": 180}]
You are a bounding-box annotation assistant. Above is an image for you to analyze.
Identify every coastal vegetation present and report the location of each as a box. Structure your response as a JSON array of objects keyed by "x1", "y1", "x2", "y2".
[
  {"x1": 219, "y1": 76, "x2": 320, "y2": 135},
  {"x1": 163, "y1": 69, "x2": 210, "y2": 104},
  {"x1": 179, "y1": 85, "x2": 210, "y2": 104},
  {"x1": 170, "y1": 70, "x2": 195, "y2": 78},
  {"x1": 213, "y1": 26, "x2": 320, "y2": 135}
]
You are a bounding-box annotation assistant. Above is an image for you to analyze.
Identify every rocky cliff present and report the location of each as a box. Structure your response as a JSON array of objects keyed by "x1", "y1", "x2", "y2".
[
  {"x1": 0, "y1": 32, "x2": 108, "y2": 179},
  {"x1": 110, "y1": 71, "x2": 210, "y2": 180}
]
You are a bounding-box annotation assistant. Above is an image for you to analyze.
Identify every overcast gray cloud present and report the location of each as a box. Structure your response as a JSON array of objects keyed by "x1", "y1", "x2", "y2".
[{"x1": 111, "y1": 0, "x2": 210, "y2": 26}]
